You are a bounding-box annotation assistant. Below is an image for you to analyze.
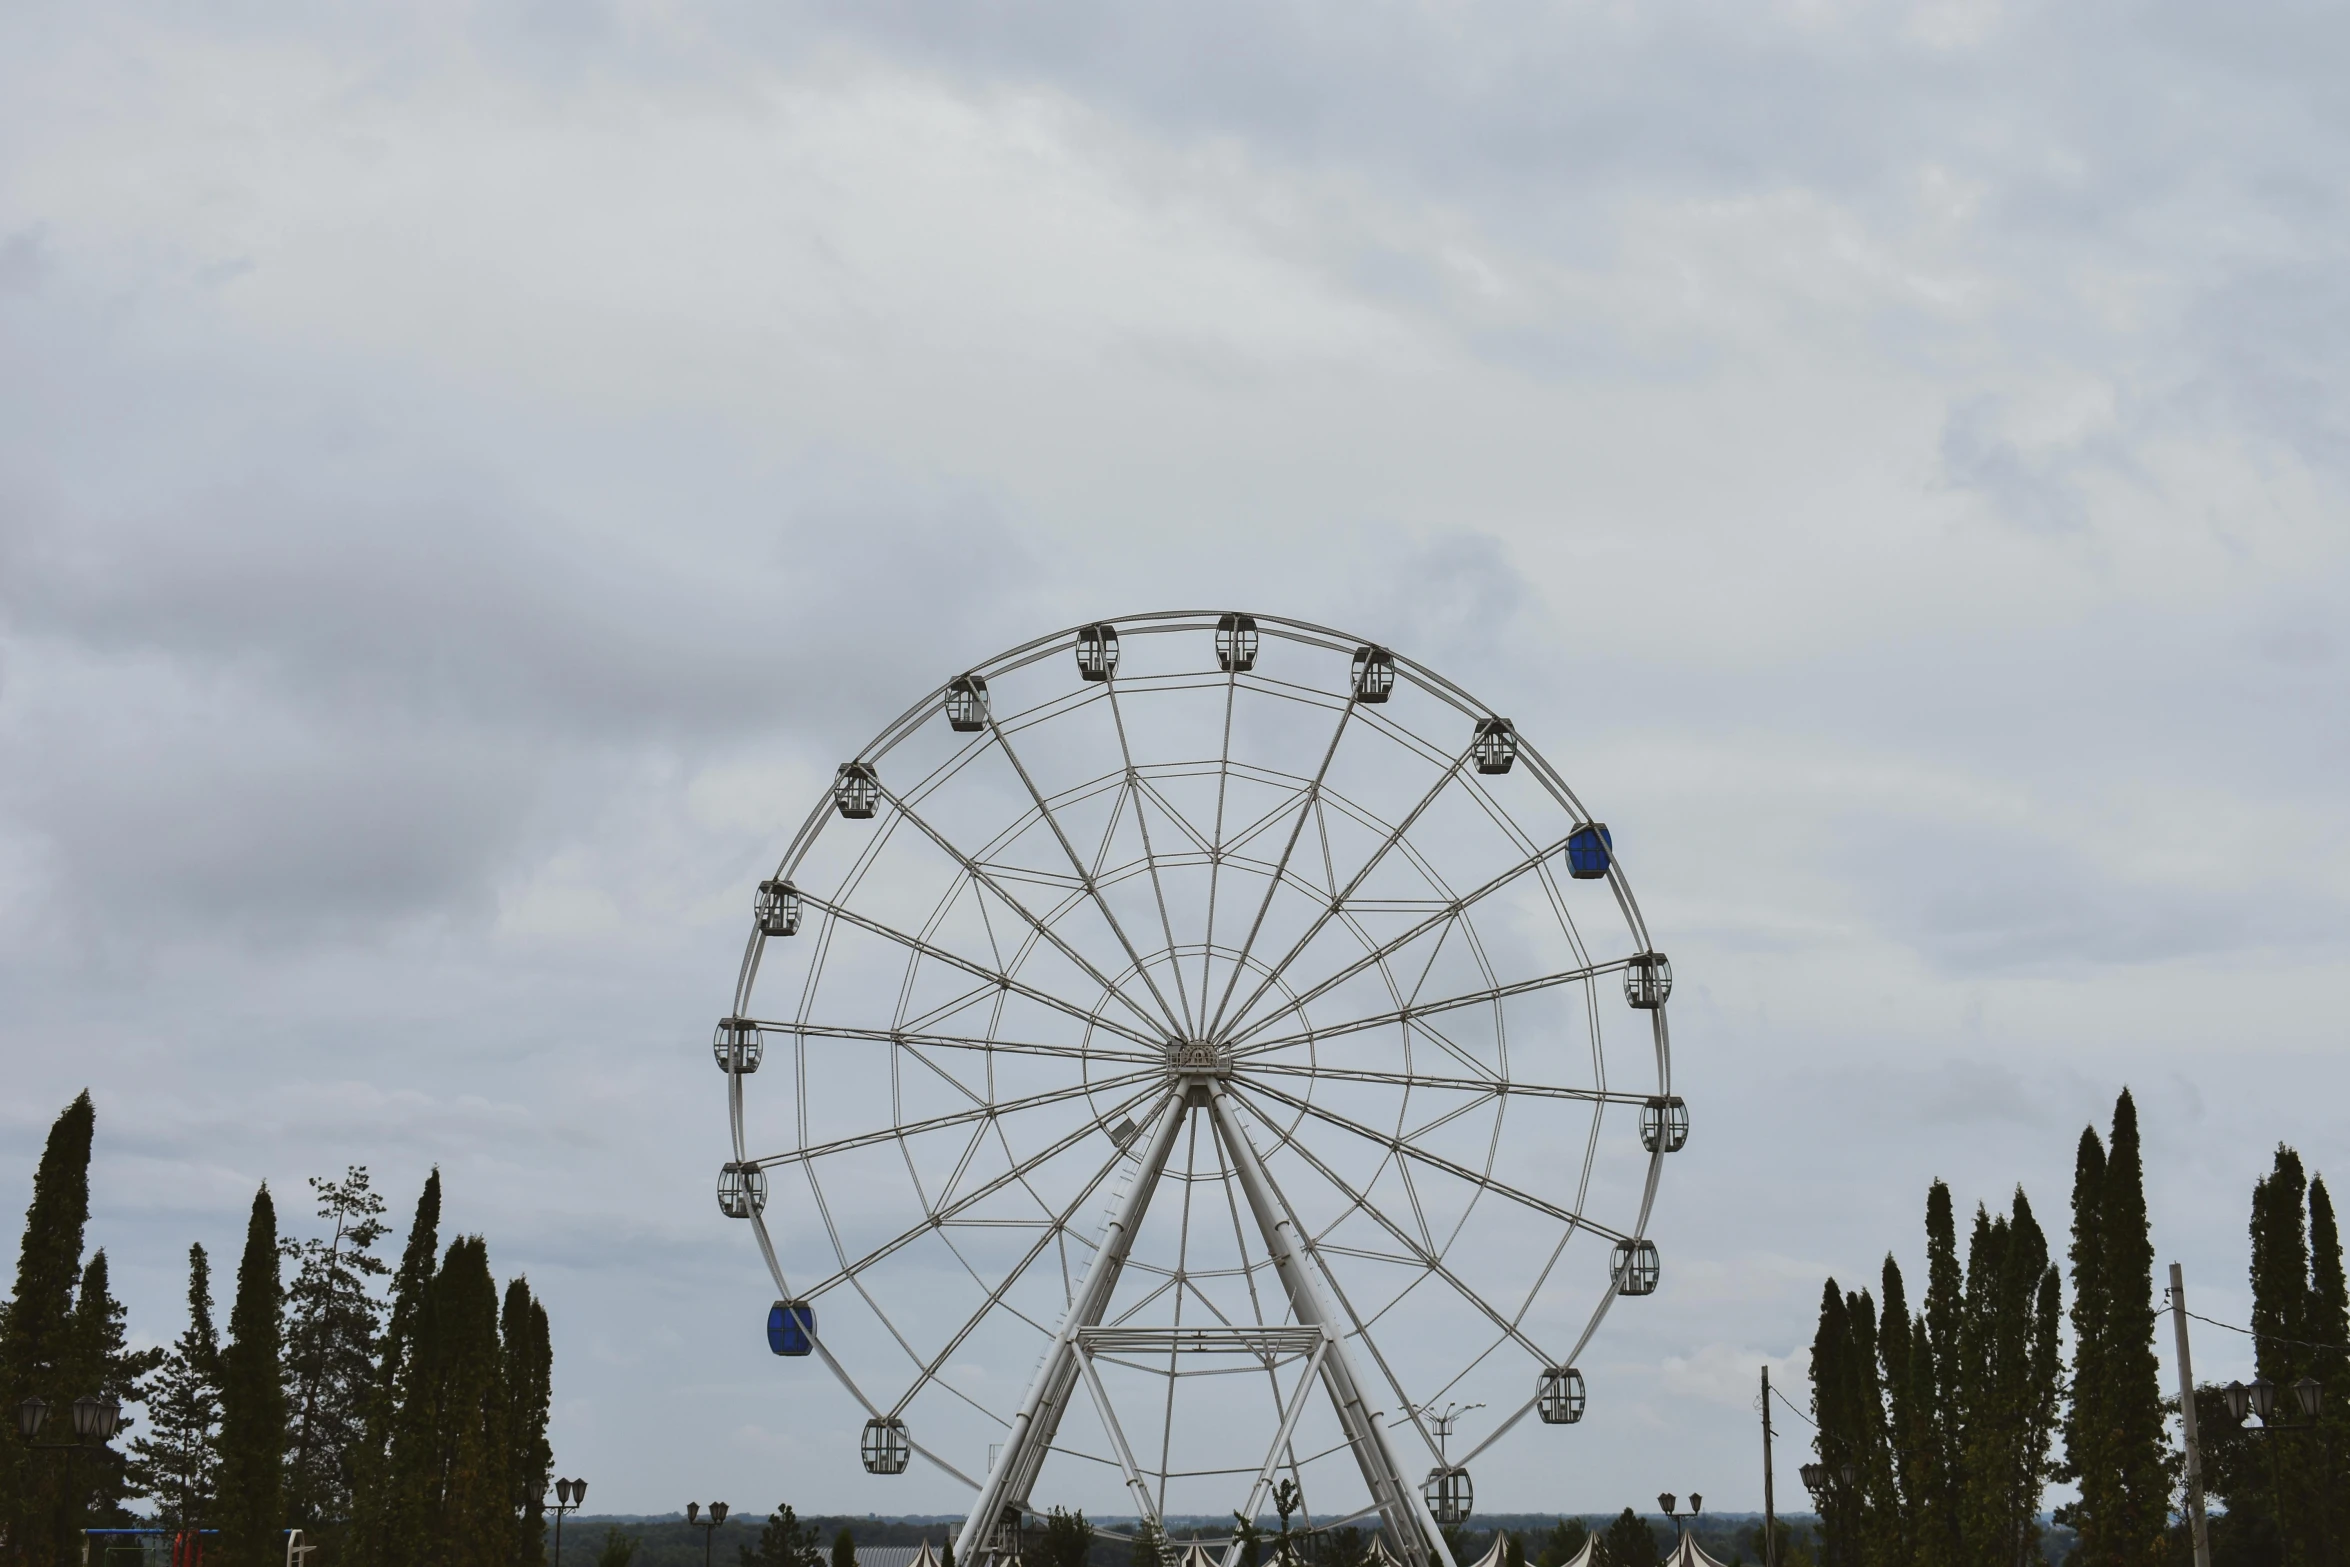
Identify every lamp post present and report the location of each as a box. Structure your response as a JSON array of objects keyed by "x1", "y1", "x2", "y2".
[
  {"x1": 550, "y1": 1478, "x2": 587, "y2": 1565},
  {"x1": 1799, "y1": 1461, "x2": 1855, "y2": 1560},
  {"x1": 687, "y1": 1502, "x2": 731, "y2": 1567},
  {"x1": 2220, "y1": 1377, "x2": 2330, "y2": 1564},
  {"x1": 1657, "y1": 1495, "x2": 1702, "y2": 1557},
  {"x1": 15, "y1": 1396, "x2": 121, "y2": 1566}
]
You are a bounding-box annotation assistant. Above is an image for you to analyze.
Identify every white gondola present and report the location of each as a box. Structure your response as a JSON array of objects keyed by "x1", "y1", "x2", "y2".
[
  {"x1": 1640, "y1": 1096, "x2": 1689, "y2": 1153},
  {"x1": 945, "y1": 674, "x2": 992, "y2": 733},
  {"x1": 1624, "y1": 952, "x2": 1672, "y2": 1009},
  {"x1": 716, "y1": 1162, "x2": 768, "y2": 1219},
  {"x1": 754, "y1": 878, "x2": 802, "y2": 937},
  {"x1": 712, "y1": 1016, "x2": 762, "y2": 1075},
  {"x1": 1612, "y1": 1239, "x2": 1660, "y2": 1296},
  {"x1": 1351, "y1": 644, "x2": 1396, "y2": 703}
]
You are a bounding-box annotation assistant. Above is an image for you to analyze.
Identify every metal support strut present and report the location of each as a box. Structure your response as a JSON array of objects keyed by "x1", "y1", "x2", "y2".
[
  {"x1": 1205, "y1": 1084, "x2": 1457, "y2": 1567},
  {"x1": 961, "y1": 1093, "x2": 1189, "y2": 1563}
]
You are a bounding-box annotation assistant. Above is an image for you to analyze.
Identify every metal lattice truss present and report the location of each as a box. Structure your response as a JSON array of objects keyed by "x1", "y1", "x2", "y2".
[{"x1": 721, "y1": 612, "x2": 1679, "y2": 1567}]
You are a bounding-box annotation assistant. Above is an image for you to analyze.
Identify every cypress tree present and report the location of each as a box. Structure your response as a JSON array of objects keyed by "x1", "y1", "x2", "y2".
[
  {"x1": 2061, "y1": 1127, "x2": 2111, "y2": 1562},
  {"x1": 503, "y1": 1276, "x2": 554, "y2": 1567},
  {"x1": 2307, "y1": 1177, "x2": 2350, "y2": 1549},
  {"x1": 2251, "y1": 1147, "x2": 2313, "y2": 1566},
  {"x1": 2097, "y1": 1092, "x2": 2168, "y2": 1566},
  {"x1": 65, "y1": 1250, "x2": 158, "y2": 1526},
  {"x1": 216, "y1": 1184, "x2": 287, "y2": 1567},
  {"x1": 1810, "y1": 1280, "x2": 1856, "y2": 1567},
  {"x1": 351, "y1": 1169, "x2": 441, "y2": 1567},
  {"x1": 0, "y1": 1092, "x2": 96, "y2": 1558},
  {"x1": 1879, "y1": 1256, "x2": 1920, "y2": 1565},
  {"x1": 127, "y1": 1243, "x2": 223, "y2": 1533},
  {"x1": 423, "y1": 1236, "x2": 512, "y2": 1567}
]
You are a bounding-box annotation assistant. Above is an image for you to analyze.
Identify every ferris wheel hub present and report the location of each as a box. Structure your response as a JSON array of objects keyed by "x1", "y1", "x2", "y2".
[{"x1": 1171, "y1": 1039, "x2": 1234, "y2": 1077}]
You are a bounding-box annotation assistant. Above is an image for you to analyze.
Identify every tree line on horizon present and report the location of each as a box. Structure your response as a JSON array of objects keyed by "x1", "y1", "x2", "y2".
[
  {"x1": 1808, "y1": 1087, "x2": 2350, "y2": 1567},
  {"x1": 0, "y1": 1092, "x2": 553, "y2": 1566}
]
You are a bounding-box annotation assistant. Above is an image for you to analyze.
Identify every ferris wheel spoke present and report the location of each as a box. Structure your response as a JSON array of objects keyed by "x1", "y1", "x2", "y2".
[
  {"x1": 1206, "y1": 697, "x2": 1359, "y2": 1038},
  {"x1": 754, "y1": 1019, "x2": 1163, "y2": 1069},
  {"x1": 1220, "y1": 835, "x2": 1575, "y2": 1048},
  {"x1": 866, "y1": 780, "x2": 1176, "y2": 1043},
  {"x1": 1106, "y1": 683, "x2": 1200, "y2": 1037},
  {"x1": 981, "y1": 707, "x2": 1192, "y2": 1038},
  {"x1": 798, "y1": 890, "x2": 1166, "y2": 1051},
  {"x1": 1230, "y1": 957, "x2": 1623, "y2": 1060},
  {"x1": 1237, "y1": 1061, "x2": 1644, "y2": 1107},
  {"x1": 799, "y1": 1083, "x2": 1176, "y2": 1300},
  {"x1": 750, "y1": 1068, "x2": 1162, "y2": 1172},
  {"x1": 1217, "y1": 736, "x2": 1477, "y2": 1043},
  {"x1": 881, "y1": 1122, "x2": 1159, "y2": 1420},
  {"x1": 1234, "y1": 1078, "x2": 1628, "y2": 1244}
]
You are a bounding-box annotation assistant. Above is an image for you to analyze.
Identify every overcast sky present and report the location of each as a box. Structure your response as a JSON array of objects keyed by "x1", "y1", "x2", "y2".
[{"x1": 2, "y1": 0, "x2": 2347, "y2": 1526}]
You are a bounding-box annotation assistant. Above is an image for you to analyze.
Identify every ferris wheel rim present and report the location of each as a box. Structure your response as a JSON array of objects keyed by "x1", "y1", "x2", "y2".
[{"x1": 722, "y1": 609, "x2": 1676, "y2": 1520}]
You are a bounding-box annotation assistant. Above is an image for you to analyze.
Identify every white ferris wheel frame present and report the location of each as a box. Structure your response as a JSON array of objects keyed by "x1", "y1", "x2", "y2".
[{"x1": 718, "y1": 611, "x2": 1679, "y2": 1567}]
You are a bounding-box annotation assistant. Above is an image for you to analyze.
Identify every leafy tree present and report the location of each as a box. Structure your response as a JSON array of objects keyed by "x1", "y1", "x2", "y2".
[
  {"x1": 740, "y1": 1504, "x2": 823, "y2": 1567},
  {"x1": 216, "y1": 1184, "x2": 288, "y2": 1567},
  {"x1": 1533, "y1": 1520, "x2": 1588, "y2": 1567},
  {"x1": 1130, "y1": 1518, "x2": 1168, "y2": 1567},
  {"x1": 1319, "y1": 1526, "x2": 1368, "y2": 1567},
  {"x1": 1272, "y1": 1478, "x2": 1306, "y2": 1566},
  {"x1": 833, "y1": 1526, "x2": 860, "y2": 1567},
  {"x1": 282, "y1": 1167, "x2": 390, "y2": 1530},
  {"x1": 1035, "y1": 1509, "x2": 1094, "y2": 1567},
  {"x1": 127, "y1": 1243, "x2": 224, "y2": 1531},
  {"x1": 0, "y1": 1091, "x2": 96, "y2": 1560},
  {"x1": 598, "y1": 1525, "x2": 642, "y2": 1567},
  {"x1": 1232, "y1": 1512, "x2": 1265, "y2": 1567},
  {"x1": 1595, "y1": 1509, "x2": 1658, "y2": 1567}
]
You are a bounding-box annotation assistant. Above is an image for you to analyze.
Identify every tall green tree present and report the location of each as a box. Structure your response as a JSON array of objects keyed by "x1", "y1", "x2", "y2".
[
  {"x1": 423, "y1": 1236, "x2": 511, "y2": 1567},
  {"x1": 2094, "y1": 1092, "x2": 2170, "y2": 1567},
  {"x1": 1814, "y1": 1182, "x2": 2060, "y2": 1567},
  {"x1": 832, "y1": 1527, "x2": 861, "y2": 1567},
  {"x1": 283, "y1": 1168, "x2": 390, "y2": 1531},
  {"x1": 2305, "y1": 1176, "x2": 2350, "y2": 1555},
  {"x1": 215, "y1": 1185, "x2": 287, "y2": 1567},
  {"x1": 0, "y1": 1091, "x2": 96, "y2": 1561},
  {"x1": 127, "y1": 1244, "x2": 224, "y2": 1533},
  {"x1": 2060, "y1": 1126, "x2": 2111, "y2": 1560},
  {"x1": 738, "y1": 1504, "x2": 820, "y2": 1567},
  {"x1": 350, "y1": 1169, "x2": 440, "y2": 1567},
  {"x1": 1596, "y1": 1509, "x2": 1659, "y2": 1567},
  {"x1": 502, "y1": 1276, "x2": 553, "y2": 1567},
  {"x1": 65, "y1": 1250, "x2": 159, "y2": 1526}
]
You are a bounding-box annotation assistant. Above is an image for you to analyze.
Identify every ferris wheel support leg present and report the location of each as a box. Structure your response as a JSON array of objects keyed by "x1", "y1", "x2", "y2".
[
  {"x1": 961, "y1": 1092, "x2": 1188, "y2": 1565},
  {"x1": 1203, "y1": 1084, "x2": 1458, "y2": 1567}
]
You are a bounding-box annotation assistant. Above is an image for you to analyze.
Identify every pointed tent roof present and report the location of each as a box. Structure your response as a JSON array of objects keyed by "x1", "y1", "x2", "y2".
[
  {"x1": 1559, "y1": 1540, "x2": 1593, "y2": 1567},
  {"x1": 909, "y1": 1543, "x2": 942, "y2": 1567},
  {"x1": 1179, "y1": 1544, "x2": 1222, "y2": 1567},
  {"x1": 1365, "y1": 1537, "x2": 1405, "y2": 1567},
  {"x1": 1663, "y1": 1534, "x2": 1728, "y2": 1567},
  {"x1": 1465, "y1": 1534, "x2": 1509, "y2": 1567}
]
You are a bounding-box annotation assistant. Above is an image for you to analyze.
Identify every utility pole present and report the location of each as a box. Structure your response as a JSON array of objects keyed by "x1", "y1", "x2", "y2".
[
  {"x1": 2170, "y1": 1263, "x2": 2212, "y2": 1567},
  {"x1": 1761, "y1": 1365, "x2": 1779, "y2": 1567}
]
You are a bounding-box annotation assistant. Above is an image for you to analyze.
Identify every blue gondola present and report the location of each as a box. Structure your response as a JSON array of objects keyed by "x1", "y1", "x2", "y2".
[
  {"x1": 768, "y1": 1299, "x2": 816, "y2": 1357},
  {"x1": 1566, "y1": 823, "x2": 1612, "y2": 879}
]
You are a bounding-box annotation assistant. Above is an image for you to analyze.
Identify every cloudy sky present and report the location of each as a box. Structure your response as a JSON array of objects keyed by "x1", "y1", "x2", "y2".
[{"x1": 2, "y1": 0, "x2": 2347, "y2": 1525}]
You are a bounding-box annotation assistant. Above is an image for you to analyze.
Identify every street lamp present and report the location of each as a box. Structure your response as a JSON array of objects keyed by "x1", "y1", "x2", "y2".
[
  {"x1": 1658, "y1": 1494, "x2": 1702, "y2": 1544},
  {"x1": 550, "y1": 1478, "x2": 587, "y2": 1564},
  {"x1": 687, "y1": 1502, "x2": 731, "y2": 1567},
  {"x1": 2220, "y1": 1377, "x2": 2331, "y2": 1560}
]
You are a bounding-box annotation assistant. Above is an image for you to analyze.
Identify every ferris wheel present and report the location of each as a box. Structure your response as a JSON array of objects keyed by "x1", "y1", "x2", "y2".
[{"x1": 714, "y1": 612, "x2": 1683, "y2": 1567}]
